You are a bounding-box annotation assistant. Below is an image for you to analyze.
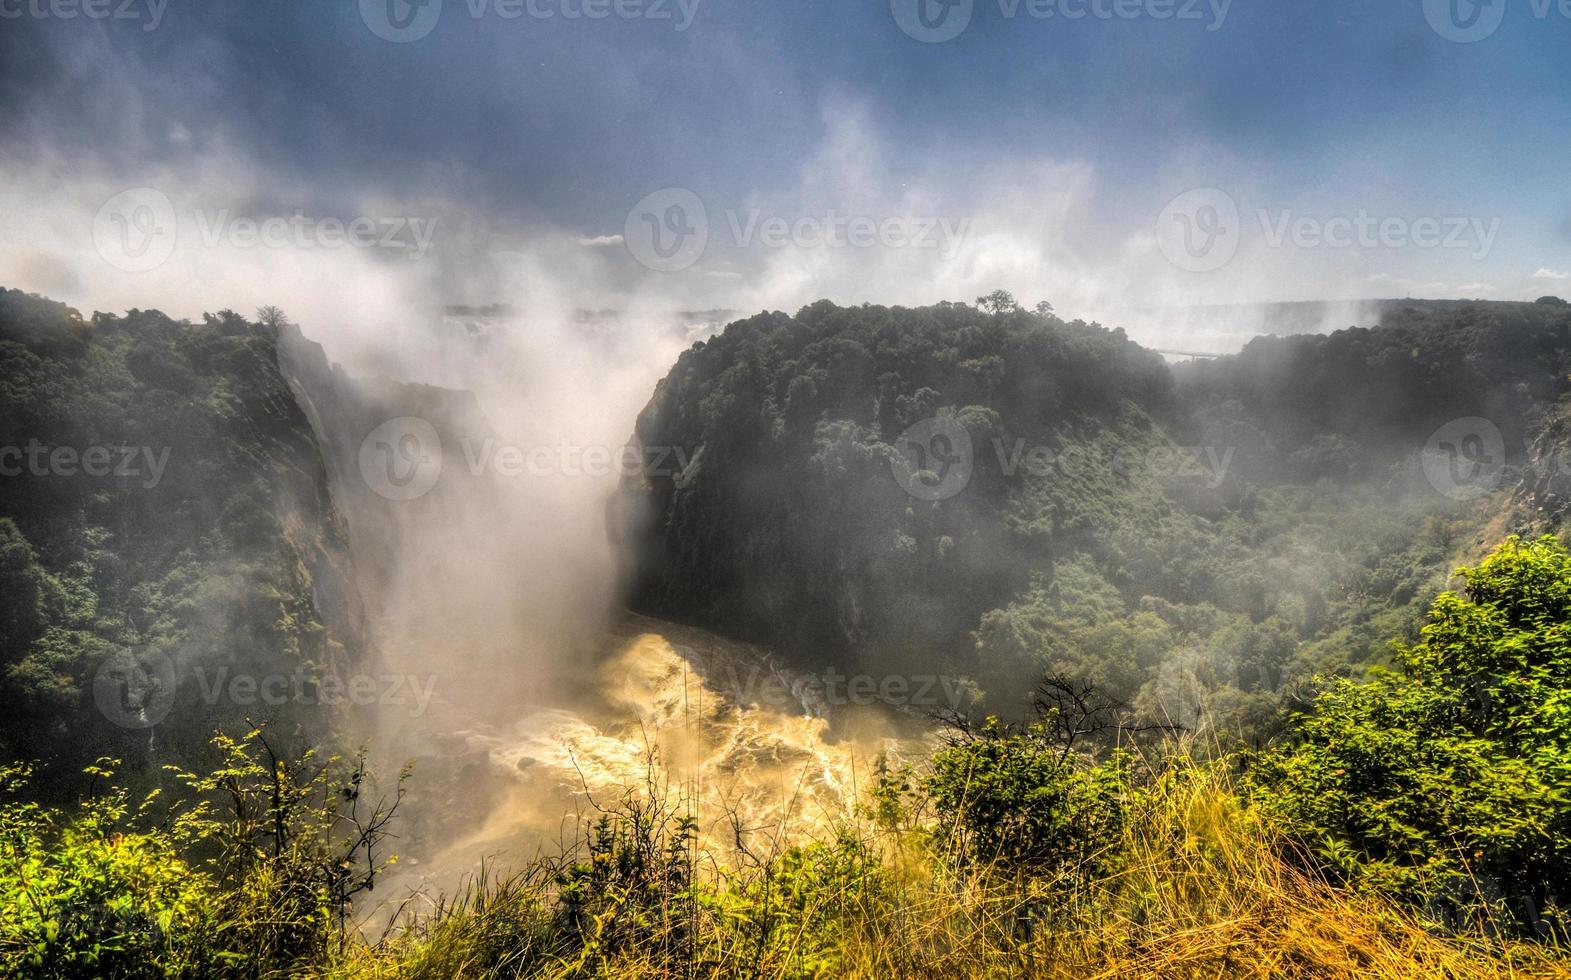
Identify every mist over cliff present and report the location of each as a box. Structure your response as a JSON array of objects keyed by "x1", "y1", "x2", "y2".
[{"x1": 619, "y1": 296, "x2": 1571, "y2": 731}]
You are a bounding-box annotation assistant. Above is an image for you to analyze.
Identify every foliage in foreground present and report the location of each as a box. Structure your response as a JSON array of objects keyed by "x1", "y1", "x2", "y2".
[
  {"x1": 2, "y1": 756, "x2": 1566, "y2": 979},
  {"x1": 0, "y1": 288, "x2": 362, "y2": 788},
  {"x1": 332, "y1": 761, "x2": 1570, "y2": 980},
  {"x1": 0, "y1": 730, "x2": 406, "y2": 978},
  {"x1": 1249, "y1": 535, "x2": 1571, "y2": 938},
  {"x1": 5, "y1": 535, "x2": 1571, "y2": 977}
]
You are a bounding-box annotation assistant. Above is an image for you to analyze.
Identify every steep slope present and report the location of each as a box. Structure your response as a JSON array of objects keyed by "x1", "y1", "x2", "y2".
[
  {"x1": 0, "y1": 288, "x2": 369, "y2": 787},
  {"x1": 621, "y1": 298, "x2": 1571, "y2": 729},
  {"x1": 620, "y1": 300, "x2": 1176, "y2": 678}
]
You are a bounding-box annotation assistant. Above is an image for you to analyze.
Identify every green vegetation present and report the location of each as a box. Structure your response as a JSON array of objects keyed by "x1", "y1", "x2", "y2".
[
  {"x1": 624, "y1": 295, "x2": 1571, "y2": 733},
  {"x1": 3, "y1": 538, "x2": 1570, "y2": 977},
  {"x1": 1, "y1": 730, "x2": 405, "y2": 978},
  {"x1": 6, "y1": 287, "x2": 1571, "y2": 975},
  {"x1": 1250, "y1": 535, "x2": 1571, "y2": 934},
  {"x1": 0, "y1": 288, "x2": 363, "y2": 789}
]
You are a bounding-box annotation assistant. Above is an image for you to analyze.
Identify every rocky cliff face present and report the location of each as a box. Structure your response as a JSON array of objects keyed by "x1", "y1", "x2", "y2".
[
  {"x1": 0, "y1": 289, "x2": 378, "y2": 780},
  {"x1": 618, "y1": 301, "x2": 1179, "y2": 679},
  {"x1": 617, "y1": 299, "x2": 1571, "y2": 724},
  {"x1": 276, "y1": 323, "x2": 583, "y2": 729},
  {"x1": 276, "y1": 324, "x2": 491, "y2": 649},
  {"x1": 1514, "y1": 400, "x2": 1571, "y2": 528}
]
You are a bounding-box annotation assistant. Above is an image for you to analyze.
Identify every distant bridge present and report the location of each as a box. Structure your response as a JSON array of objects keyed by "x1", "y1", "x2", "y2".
[{"x1": 1152, "y1": 347, "x2": 1225, "y2": 362}]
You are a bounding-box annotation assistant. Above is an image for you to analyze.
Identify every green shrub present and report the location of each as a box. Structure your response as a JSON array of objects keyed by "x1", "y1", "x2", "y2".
[
  {"x1": 0, "y1": 763, "x2": 221, "y2": 979},
  {"x1": 924, "y1": 718, "x2": 1131, "y2": 876},
  {"x1": 0, "y1": 730, "x2": 408, "y2": 979},
  {"x1": 551, "y1": 799, "x2": 701, "y2": 966},
  {"x1": 1251, "y1": 535, "x2": 1571, "y2": 936}
]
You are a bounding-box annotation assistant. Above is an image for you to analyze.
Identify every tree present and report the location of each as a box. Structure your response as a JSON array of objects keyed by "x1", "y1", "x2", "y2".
[
  {"x1": 1535, "y1": 295, "x2": 1567, "y2": 307},
  {"x1": 1251, "y1": 535, "x2": 1571, "y2": 936},
  {"x1": 924, "y1": 715, "x2": 1129, "y2": 874},
  {"x1": 0, "y1": 519, "x2": 64, "y2": 657},
  {"x1": 255, "y1": 305, "x2": 291, "y2": 332},
  {"x1": 975, "y1": 290, "x2": 1019, "y2": 316}
]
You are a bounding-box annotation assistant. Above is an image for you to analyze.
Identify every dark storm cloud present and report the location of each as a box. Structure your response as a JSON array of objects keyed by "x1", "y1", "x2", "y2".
[{"x1": 2, "y1": 0, "x2": 1569, "y2": 307}]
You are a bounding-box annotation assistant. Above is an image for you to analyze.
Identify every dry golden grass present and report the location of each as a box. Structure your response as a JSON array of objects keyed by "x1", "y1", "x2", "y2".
[{"x1": 333, "y1": 760, "x2": 1570, "y2": 980}]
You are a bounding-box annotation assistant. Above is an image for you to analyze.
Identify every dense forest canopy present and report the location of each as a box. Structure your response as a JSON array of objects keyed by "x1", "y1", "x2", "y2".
[
  {"x1": 8, "y1": 285, "x2": 1571, "y2": 783},
  {"x1": 623, "y1": 295, "x2": 1571, "y2": 733},
  {"x1": 6, "y1": 286, "x2": 1571, "y2": 975},
  {"x1": 0, "y1": 287, "x2": 362, "y2": 791}
]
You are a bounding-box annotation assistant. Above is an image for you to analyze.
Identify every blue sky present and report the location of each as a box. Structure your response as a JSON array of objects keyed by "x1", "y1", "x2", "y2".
[{"x1": 2, "y1": 0, "x2": 1569, "y2": 333}]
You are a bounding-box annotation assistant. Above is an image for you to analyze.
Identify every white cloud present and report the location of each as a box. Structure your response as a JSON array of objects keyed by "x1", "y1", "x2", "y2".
[
  {"x1": 1532, "y1": 267, "x2": 1568, "y2": 280},
  {"x1": 578, "y1": 234, "x2": 624, "y2": 247}
]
